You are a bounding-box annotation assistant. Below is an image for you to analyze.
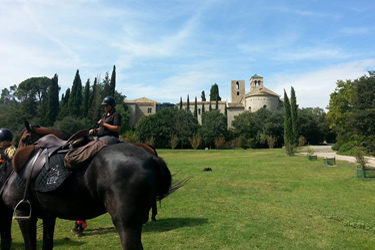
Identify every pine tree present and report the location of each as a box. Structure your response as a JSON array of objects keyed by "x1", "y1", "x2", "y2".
[
  {"x1": 46, "y1": 74, "x2": 59, "y2": 126},
  {"x1": 283, "y1": 90, "x2": 294, "y2": 155},
  {"x1": 290, "y1": 87, "x2": 298, "y2": 146},
  {"x1": 110, "y1": 65, "x2": 116, "y2": 97}
]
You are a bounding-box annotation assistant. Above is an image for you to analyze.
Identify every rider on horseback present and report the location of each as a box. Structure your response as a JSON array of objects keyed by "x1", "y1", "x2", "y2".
[
  {"x1": 0, "y1": 128, "x2": 15, "y2": 163},
  {"x1": 89, "y1": 96, "x2": 122, "y2": 145}
]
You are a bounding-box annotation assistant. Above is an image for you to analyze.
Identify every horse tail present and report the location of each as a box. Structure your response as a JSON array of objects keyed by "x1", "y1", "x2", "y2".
[
  {"x1": 152, "y1": 156, "x2": 189, "y2": 201},
  {"x1": 152, "y1": 156, "x2": 171, "y2": 201}
]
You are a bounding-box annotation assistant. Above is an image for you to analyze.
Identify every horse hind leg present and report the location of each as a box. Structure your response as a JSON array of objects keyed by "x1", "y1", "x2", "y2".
[{"x1": 112, "y1": 217, "x2": 144, "y2": 250}]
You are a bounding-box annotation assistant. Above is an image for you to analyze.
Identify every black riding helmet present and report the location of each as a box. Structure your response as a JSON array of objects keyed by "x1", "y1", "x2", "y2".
[
  {"x1": 0, "y1": 128, "x2": 13, "y2": 142},
  {"x1": 101, "y1": 96, "x2": 116, "y2": 106}
]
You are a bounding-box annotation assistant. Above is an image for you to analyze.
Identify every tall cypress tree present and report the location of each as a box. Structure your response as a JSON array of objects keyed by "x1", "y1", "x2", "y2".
[
  {"x1": 194, "y1": 97, "x2": 198, "y2": 119},
  {"x1": 68, "y1": 70, "x2": 83, "y2": 117},
  {"x1": 82, "y1": 78, "x2": 90, "y2": 116},
  {"x1": 290, "y1": 87, "x2": 298, "y2": 146},
  {"x1": 91, "y1": 77, "x2": 100, "y2": 124},
  {"x1": 202, "y1": 102, "x2": 205, "y2": 114},
  {"x1": 201, "y1": 90, "x2": 206, "y2": 101},
  {"x1": 110, "y1": 65, "x2": 116, "y2": 97},
  {"x1": 215, "y1": 97, "x2": 219, "y2": 110},
  {"x1": 187, "y1": 95, "x2": 190, "y2": 111},
  {"x1": 284, "y1": 90, "x2": 294, "y2": 155},
  {"x1": 46, "y1": 74, "x2": 59, "y2": 126},
  {"x1": 179, "y1": 97, "x2": 183, "y2": 110}
]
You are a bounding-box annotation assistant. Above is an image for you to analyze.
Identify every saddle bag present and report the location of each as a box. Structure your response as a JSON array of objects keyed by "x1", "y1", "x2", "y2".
[{"x1": 64, "y1": 140, "x2": 107, "y2": 169}]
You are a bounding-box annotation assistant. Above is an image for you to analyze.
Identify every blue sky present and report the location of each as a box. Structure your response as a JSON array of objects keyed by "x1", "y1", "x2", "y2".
[{"x1": 1, "y1": 0, "x2": 375, "y2": 110}]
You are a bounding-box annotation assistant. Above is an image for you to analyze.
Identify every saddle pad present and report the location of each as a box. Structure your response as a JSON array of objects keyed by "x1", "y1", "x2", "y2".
[
  {"x1": 35, "y1": 153, "x2": 72, "y2": 192},
  {"x1": 16, "y1": 153, "x2": 72, "y2": 192}
]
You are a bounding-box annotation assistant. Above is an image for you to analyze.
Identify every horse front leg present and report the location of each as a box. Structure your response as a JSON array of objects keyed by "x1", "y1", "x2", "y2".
[
  {"x1": 42, "y1": 217, "x2": 56, "y2": 250},
  {"x1": 17, "y1": 217, "x2": 38, "y2": 250},
  {"x1": 0, "y1": 202, "x2": 13, "y2": 250}
]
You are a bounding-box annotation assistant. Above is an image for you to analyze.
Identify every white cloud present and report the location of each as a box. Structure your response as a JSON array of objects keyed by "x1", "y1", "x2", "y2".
[{"x1": 270, "y1": 59, "x2": 375, "y2": 109}]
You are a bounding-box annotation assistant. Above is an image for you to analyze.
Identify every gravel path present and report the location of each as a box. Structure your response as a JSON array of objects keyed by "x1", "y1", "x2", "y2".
[{"x1": 299, "y1": 145, "x2": 375, "y2": 167}]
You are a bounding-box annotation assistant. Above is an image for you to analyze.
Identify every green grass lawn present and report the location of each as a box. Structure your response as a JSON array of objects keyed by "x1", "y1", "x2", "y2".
[{"x1": 9, "y1": 149, "x2": 375, "y2": 249}]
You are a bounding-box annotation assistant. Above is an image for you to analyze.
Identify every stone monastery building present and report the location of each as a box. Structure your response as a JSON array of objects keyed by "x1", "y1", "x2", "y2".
[{"x1": 124, "y1": 74, "x2": 283, "y2": 128}]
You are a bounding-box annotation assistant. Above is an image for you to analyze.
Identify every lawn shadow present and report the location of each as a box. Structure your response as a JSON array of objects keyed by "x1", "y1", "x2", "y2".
[
  {"x1": 143, "y1": 217, "x2": 208, "y2": 232},
  {"x1": 82, "y1": 226, "x2": 117, "y2": 236},
  {"x1": 44, "y1": 237, "x2": 85, "y2": 247}
]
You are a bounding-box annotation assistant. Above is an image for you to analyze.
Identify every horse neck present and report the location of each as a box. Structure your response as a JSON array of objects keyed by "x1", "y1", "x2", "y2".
[{"x1": 34, "y1": 127, "x2": 68, "y2": 140}]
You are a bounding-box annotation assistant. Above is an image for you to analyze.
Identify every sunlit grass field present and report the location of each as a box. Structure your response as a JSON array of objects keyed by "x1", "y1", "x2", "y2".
[{"x1": 9, "y1": 149, "x2": 375, "y2": 249}]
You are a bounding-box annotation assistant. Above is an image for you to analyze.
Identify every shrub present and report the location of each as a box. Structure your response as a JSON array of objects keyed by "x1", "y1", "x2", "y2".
[
  {"x1": 267, "y1": 135, "x2": 277, "y2": 149},
  {"x1": 145, "y1": 136, "x2": 155, "y2": 147},
  {"x1": 214, "y1": 136, "x2": 226, "y2": 149},
  {"x1": 170, "y1": 134, "x2": 179, "y2": 149},
  {"x1": 189, "y1": 134, "x2": 202, "y2": 150},
  {"x1": 298, "y1": 136, "x2": 306, "y2": 147},
  {"x1": 338, "y1": 141, "x2": 357, "y2": 155},
  {"x1": 121, "y1": 131, "x2": 137, "y2": 143}
]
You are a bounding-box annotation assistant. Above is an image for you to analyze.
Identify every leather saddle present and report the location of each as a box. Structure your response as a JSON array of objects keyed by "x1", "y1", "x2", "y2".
[{"x1": 13, "y1": 130, "x2": 91, "y2": 180}]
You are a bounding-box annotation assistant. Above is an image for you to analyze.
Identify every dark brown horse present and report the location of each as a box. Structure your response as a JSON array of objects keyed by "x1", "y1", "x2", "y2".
[{"x1": 0, "y1": 122, "x2": 173, "y2": 250}]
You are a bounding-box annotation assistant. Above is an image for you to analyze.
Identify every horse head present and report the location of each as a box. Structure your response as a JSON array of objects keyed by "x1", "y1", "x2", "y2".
[{"x1": 18, "y1": 121, "x2": 68, "y2": 149}]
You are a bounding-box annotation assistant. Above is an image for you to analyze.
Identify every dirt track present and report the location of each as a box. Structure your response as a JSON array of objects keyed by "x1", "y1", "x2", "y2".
[{"x1": 299, "y1": 145, "x2": 375, "y2": 167}]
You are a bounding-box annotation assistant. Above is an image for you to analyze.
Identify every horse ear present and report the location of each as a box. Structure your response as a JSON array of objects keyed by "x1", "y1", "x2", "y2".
[{"x1": 24, "y1": 120, "x2": 32, "y2": 133}]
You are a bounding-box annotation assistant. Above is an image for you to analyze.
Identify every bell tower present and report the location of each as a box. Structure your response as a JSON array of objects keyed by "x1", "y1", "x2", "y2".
[
  {"x1": 250, "y1": 74, "x2": 264, "y2": 92},
  {"x1": 231, "y1": 80, "x2": 245, "y2": 104}
]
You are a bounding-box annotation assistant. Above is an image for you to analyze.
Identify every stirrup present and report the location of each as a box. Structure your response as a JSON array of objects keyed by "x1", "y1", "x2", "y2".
[{"x1": 13, "y1": 199, "x2": 32, "y2": 220}]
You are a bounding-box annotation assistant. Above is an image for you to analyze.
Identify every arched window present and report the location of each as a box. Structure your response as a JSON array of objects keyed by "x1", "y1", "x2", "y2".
[
  {"x1": 263, "y1": 105, "x2": 267, "y2": 109},
  {"x1": 236, "y1": 81, "x2": 239, "y2": 90}
]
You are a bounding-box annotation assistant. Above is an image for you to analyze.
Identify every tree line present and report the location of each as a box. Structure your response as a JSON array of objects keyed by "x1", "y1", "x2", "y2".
[
  {"x1": 1, "y1": 69, "x2": 351, "y2": 152},
  {"x1": 0, "y1": 66, "x2": 130, "y2": 140}
]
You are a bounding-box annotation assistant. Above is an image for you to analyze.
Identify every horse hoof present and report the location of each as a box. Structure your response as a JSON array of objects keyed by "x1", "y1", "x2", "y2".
[{"x1": 75, "y1": 232, "x2": 84, "y2": 237}]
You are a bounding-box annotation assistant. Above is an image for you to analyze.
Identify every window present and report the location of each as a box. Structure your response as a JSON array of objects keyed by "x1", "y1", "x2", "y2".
[
  {"x1": 147, "y1": 107, "x2": 152, "y2": 113},
  {"x1": 198, "y1": 109, "x2": 201, "y2": 115},
  {"x1": 263, "y1": 105, "x2": 267, "y2": 109},
  {"x1": 237, "y1": 91, "x2": 239, "y2": 96},
  {"x1": 236, "y1": 81, "x2": 239, "y2": 89}
]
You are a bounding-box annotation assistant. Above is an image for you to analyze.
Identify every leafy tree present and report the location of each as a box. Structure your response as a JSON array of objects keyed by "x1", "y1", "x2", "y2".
[
  {"x1": 209, "y1": 83, "x2": 221, "y2": 101},
  {"x1": 135, "y1": 108, "x2": 177, "y2": 148},
  {"x1": 298, "y1": 108, "x2": 325, "y2": 145},
  {"x1": 68, "y1": 70, "x2": 83, "y2": 117},
  {"x1": 174, "y1": 109, "x2": 199, "y2": 148},
  {"x1": 200, "y1": 110, "x2": 227, "y2": 148}
]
